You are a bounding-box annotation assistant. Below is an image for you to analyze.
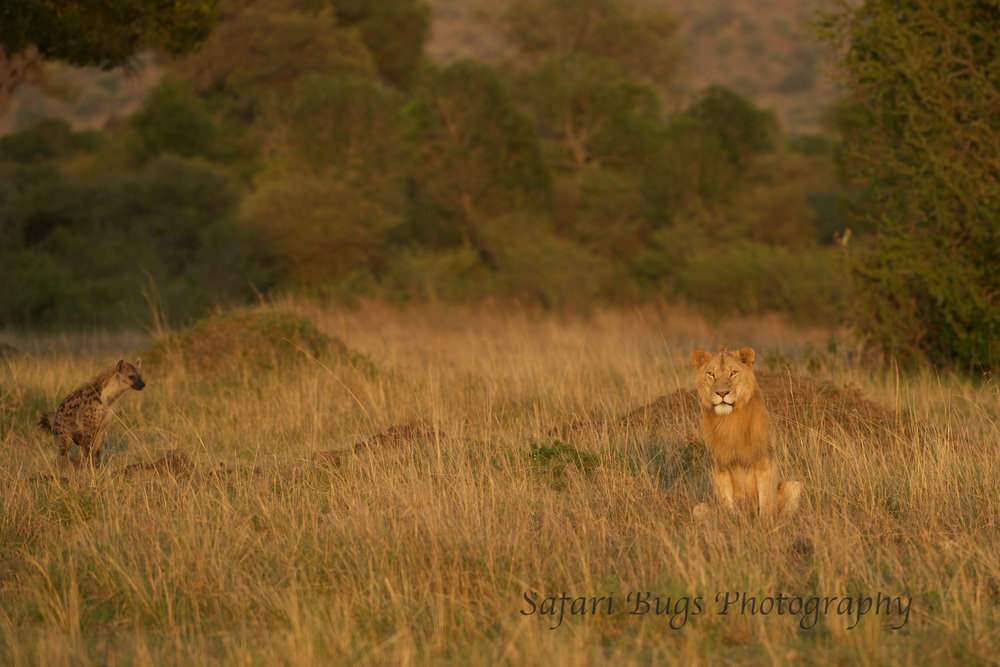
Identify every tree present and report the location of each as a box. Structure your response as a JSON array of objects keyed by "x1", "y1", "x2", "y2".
[
  {"x1": 642, "y1": 85, "x2": 779, "y2": 228},
  {"x1": 131, "y1": 76, "x2": 230, "y2": 161},
  {"x1": 329, "y1": 0, "x2": 431, "y2": 90},
  {"x1": 512, "y1": 53, "x2": 662, "y2": 172},
  {"x1": 821, "y1": 1, "x2": 1000, "y2": 370},
  {"x1": 0, "y1": 0, "x2": 218, "y2": 111},
  {"x1": 499, "y1": 0, "x2": 681, "y2": 96},
  {"x1": 406, "y1": 61, "x2": 551, "y2": 255},
  {"x1": 173, "y1": 3, "x2": 374, "y2": 123}
]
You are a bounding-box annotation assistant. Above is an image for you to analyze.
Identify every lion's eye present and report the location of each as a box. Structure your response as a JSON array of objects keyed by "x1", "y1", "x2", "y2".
[
  {"x1": 706, "y1": 372, "x2": 715, "y2": 379},
  {"x1": 730, "y1": 370, "x2": 738, "y2": 377}
]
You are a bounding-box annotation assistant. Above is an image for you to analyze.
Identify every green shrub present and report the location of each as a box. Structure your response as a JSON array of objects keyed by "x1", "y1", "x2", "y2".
[
  {"x1": 0, "y1": 118, "x2": 101, "y2": 162},
  {"x1": 822, "y1": 1, "x2": 1000, "y2": 370},
  {"x1": 676, "y1": 242, "x2": 848, "y2": 324}
]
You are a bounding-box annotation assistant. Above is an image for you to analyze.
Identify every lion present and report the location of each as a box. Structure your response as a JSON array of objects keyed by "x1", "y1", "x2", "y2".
[{"x1": 691, "y1": 346, "x2": 801, "y2": 521}]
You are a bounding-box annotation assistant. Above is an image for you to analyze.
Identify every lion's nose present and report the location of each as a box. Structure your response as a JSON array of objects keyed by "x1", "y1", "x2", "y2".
[{"x1": 716, "y1": 390, "x2": 729, "y2": 399}]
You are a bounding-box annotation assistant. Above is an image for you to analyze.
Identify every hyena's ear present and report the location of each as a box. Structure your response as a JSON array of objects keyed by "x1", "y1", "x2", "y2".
[
  {"x1": 692, "y1": 349, "x2": 712, "y2": 370},
  {"x1": 115, "y1": 358, "x2": 126, "y2": 373},
  {"x1": 737, "y1": 347, "x2": 756, "y2": 369},
  {"x1": 134, "y1": 358, "x2": 142, "y2": 370}
]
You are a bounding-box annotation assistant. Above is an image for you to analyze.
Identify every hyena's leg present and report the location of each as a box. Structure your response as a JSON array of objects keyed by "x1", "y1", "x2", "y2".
[
  {"x1": 778, "y1": 481, "x2": 803, "y2": 516},
  {"x1": 81, "y1": 428, "x2": 107, "y2": 467},
  {"x1": 53, "y1": 426, "x2": 75, "y2": 458},
  {"x1": 710, "y1": 467, "x2": 737, "y2": 512}
]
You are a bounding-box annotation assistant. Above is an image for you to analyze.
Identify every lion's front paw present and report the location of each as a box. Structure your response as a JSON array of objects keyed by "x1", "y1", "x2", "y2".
[
  {"x1": 778, "y1": 480, "x2": 803, "y2": 516},
  {"x1": 692, "y1": 502, "x2": 712, "y2": 521}
]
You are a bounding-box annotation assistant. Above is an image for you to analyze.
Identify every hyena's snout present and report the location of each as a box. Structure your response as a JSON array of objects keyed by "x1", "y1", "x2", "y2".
[{"x1": 132, "y1": 377, "x2": 146, "y2": 390}]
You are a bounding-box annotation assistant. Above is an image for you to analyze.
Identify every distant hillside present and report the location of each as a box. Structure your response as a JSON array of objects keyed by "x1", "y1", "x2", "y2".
[
  {"x1": 426, "y1": 0, "x2": 843, "y2": 132},
  {"x1": 1, "y1": 0, "x2": 841, "y2": 135}
]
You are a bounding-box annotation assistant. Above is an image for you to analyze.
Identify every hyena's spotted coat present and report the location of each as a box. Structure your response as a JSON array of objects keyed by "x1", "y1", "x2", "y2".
[{"x1": 44, "y1": 359, "x2": 145, "y2": 466}]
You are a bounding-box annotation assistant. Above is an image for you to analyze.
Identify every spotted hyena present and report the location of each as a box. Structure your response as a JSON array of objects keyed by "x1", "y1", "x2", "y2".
[{"x1": 42, "y1": 359, "x2": 145, "y2": 467}]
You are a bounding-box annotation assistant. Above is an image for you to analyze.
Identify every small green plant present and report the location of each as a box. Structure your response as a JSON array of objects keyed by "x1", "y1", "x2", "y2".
[{"x1": 528, "y1": 440, "x2": 598, "y2": 489}]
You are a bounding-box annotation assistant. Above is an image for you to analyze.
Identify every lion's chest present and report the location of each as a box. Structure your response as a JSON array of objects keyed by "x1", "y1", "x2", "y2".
[{"x1": 702, "y1": 399, "x2": 771, "y2": 468}]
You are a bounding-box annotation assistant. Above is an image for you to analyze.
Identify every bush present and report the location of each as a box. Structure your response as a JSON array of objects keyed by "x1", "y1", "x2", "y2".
[
  {"x1": 822, "y1": 1, "x2": 1000, "y2": 370},
  {"x1": 241, "y1": 174, "x2": 402, "y2": 286},
  {"x1": 676, "y1": 242, "x2": 848, "y2": 324},
  {"x1": 0, "y1": 155, "x2": 262, "y2": 328},
  {"x1": 131, "y1": 75, "x2": 232, "y2": 161},
  {"x1": 0, "y1": 118, "x2": 101, "y2": 162}
]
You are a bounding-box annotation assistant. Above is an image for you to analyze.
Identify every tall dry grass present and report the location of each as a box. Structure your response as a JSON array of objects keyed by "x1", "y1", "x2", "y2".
[{"x1": 1, "y1": 301, "x2": 998, "y2": 664}]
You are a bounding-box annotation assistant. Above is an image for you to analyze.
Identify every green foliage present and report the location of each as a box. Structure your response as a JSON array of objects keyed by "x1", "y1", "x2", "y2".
[
  {"x1": 528, "y1": 440, "x2": 598, "y2": 489},
  {"x1": 0, "y1": 118, "x2": 101, "y2": 161},
  {"x1": 380, "y1": 248, "x2": 492, "y2": 302},
  {"x1": 174, "y1": 3, "x2": 375, "y2": 122},
  {"x1": 681, "y1": 85, "x2": 779, "y2": 169},
  {"x1": 481, "y1": 209, "x2": 627, "y2": 308},
  {"x1": 276, "y1": 73, "x2": 410, "y2": 201},
  {"x1": 821, "y1": 0, "x2": 1000, "y2": 369},
  {"x1": 671, "y1": 242, "x2": 848, "y2": 324},
  {"x1": 499, "y1": 0, "x2": 681, "y2": 94},
  {"x1": 551, "y1": 166, "x2": 649, "y2": 278},
  {"x1": 131, "y1": 76, "x2": 233, "y2": 161},
  {"x1": 241, "y1": 173, "x2": 403, "y2": 286},
  {"x1": 0, "y1": 0, "x2": 218, "y2": 67},
  {"x1": 406, "y1": 61, "x2": 551, "y2": 252},
  {"x1": 0, "y1": 153, "x2": 262, "y2": 328},
  {"x1": 0, "y1": 0, "x2": 853, "y2": 325},
  {"x1": 511, "y1": 53, "x2": 663, "y2": 171},
  {"x1": 642, "y1": 86, "x2": 783, "y2": 231},
  {"x1": 330, "y1": 0, "x2": 431, "y2": 90}
]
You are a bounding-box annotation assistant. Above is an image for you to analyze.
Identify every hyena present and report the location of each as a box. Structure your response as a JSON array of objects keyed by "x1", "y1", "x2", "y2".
[{"x1": 41, "y1": 359, "x2": 145, "y2": 467}]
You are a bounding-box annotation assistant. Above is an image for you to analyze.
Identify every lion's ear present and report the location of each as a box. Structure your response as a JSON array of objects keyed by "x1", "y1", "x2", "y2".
[
  {"x1": 692, "y1": 349, "x2": 712, "y2": 370},
  {"x1": 737, "y1": 347, "x2": 756, "y2": 368}
]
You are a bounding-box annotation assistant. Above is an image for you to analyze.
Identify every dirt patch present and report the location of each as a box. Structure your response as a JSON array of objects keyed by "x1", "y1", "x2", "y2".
[
  {"x1": 355, "y1": 420, "x2": 445, "y2": 451},
  {"x1": 118, "y1": 450, "x2": 196, "y2": 479},
  {"x1": 312, "y1": 449, "x2": 347, "y2": 468}
]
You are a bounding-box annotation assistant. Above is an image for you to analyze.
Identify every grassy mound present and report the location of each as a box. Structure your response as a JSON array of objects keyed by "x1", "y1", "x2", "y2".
[{"x1": 142, "y1": 307, "x2": 374, "y2": 378}]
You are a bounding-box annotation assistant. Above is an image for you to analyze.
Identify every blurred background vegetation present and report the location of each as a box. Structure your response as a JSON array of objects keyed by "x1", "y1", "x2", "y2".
[{"x1": 1, "y1": 0, "x2": 996, "y2": 371}]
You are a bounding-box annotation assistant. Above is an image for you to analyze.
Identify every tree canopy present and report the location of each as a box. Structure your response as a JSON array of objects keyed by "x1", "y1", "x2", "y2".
[
  {"x1": 0, "y1": 0, "x2": 218, "y2": 112},
  {"x1": 821, "y1": 0, "x2": 1000, "y2": 370},
  {"x1": 0, "y1": 1, "x2": 218, "y2": 66}
]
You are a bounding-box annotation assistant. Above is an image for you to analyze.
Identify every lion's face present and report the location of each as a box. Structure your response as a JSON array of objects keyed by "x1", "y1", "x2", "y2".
[{"x1": 691, "y1": 347, "x2": 757, "y2": 416}]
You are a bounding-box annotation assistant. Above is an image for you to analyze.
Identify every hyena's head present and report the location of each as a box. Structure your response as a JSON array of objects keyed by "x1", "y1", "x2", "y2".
[{"x1": 114, "y1": 358, "x2": 145, "y2": 391}]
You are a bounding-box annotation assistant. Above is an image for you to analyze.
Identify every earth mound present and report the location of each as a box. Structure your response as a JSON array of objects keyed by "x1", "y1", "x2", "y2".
[
  {"x1": 623, "y1": 371, "x2": 911, "y2": 445},
  {"x1": 142, "y1": 307, "x2": 374, "y2": 378}
]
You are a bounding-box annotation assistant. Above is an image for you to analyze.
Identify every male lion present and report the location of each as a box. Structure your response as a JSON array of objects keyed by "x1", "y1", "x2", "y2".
[{"x1": 691, "y1": 346, "x2": 801, "y2": 521}]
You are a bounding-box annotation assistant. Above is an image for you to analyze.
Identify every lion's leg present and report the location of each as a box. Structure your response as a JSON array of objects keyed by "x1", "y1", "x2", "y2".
[
  {"x1": 755, "y1": 459, "x2": 780, "y2": 520},
  {"x1": 778, "y1": 481, "x2": 803, "y2": 516},
  {"x1": 710, "y1": 467, "x2": 737, "y2": 512}
]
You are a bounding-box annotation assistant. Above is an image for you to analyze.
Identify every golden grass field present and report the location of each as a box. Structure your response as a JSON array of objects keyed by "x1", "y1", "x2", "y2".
[{"x1": 1, "y1": 300, "x2": 998, "y2": 664}]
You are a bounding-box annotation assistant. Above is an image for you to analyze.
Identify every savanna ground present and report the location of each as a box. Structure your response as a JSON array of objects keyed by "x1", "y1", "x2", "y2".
[{"x1": 1, "y1": 300, "x2": 998, "y2": 664}]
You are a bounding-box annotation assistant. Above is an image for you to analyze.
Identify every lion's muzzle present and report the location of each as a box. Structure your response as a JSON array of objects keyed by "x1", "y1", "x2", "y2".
[{"x1": 711, "y1": 390, "x2": 736, "y2": 415}]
